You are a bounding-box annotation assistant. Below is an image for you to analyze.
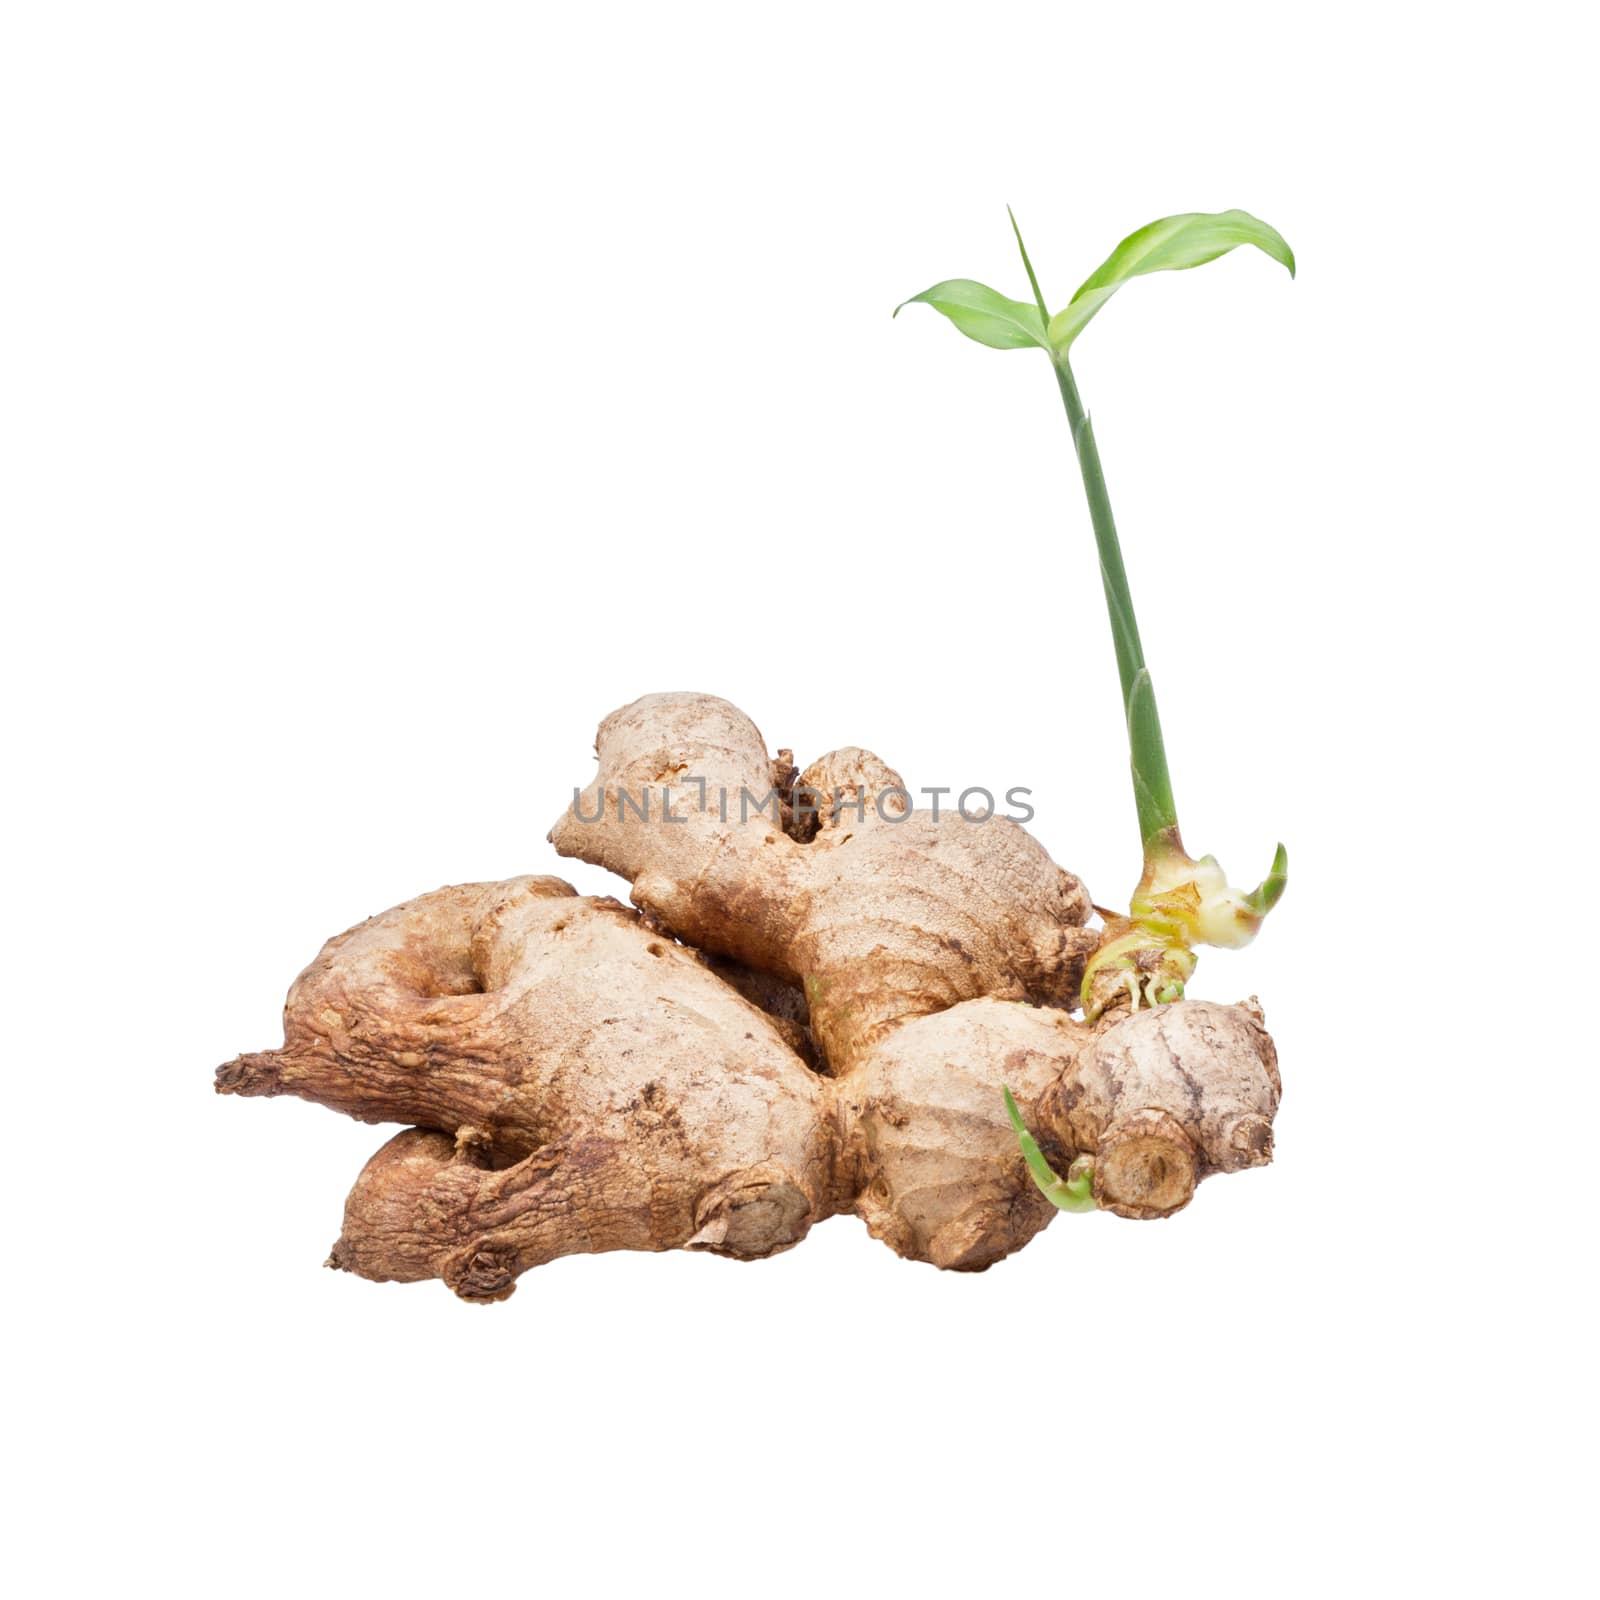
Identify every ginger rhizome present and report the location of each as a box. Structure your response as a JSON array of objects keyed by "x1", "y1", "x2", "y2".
[
  {"x1": 219, "y1": 209, "x2": 1301, "y2": 1298},
  {"x1": 218, "y1": 694, "x2": 1282, "y2": 1301}
]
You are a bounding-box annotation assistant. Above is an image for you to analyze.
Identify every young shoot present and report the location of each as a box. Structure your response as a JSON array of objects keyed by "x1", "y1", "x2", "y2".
[
  {"x1": 897, "y1": 207, "x2": 1296, "y2": 1208},
  {"x1": 1003, "y1": 1088, "x2": 1095, "y2": 1213}
]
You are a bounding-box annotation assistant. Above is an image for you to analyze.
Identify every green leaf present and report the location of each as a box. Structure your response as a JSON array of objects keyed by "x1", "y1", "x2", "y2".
[
  {"x1": 1127, "y1": 667, "x2": 1178, "y2": 847},
  {"x1": 1047, "y1": 209, "x2": 1295, "y2": 353},
  {"x1": 893, "y1": 279, "x2": 1050, "y2": 351},
  {"x1": 1006, "y1": 206, "x2": 1052, "y2": 323}
]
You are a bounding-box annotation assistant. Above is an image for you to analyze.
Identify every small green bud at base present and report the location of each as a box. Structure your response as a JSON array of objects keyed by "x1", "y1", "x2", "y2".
[
  {"x1": 1082, "y1": 836, "x2": 1287, "y2": 1021},
  {"x1": 1003, "y1": 1087, "x2": 1097, "y2": 1214}
]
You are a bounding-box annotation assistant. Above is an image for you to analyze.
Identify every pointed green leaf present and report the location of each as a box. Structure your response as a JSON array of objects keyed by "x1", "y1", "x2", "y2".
[
  {"x1": 1006, "y1": 207, "x2": 1052, "y2": 324},
  {"x1": 894, "y1": 279, "x2": 1050, "y2": 351},
  {"x1": 1127, "y1": 667, "x2": 1178, "y2": 848},
  {"x1": 1048, "y1": 210, "x2": 1295, "y2": 353}
]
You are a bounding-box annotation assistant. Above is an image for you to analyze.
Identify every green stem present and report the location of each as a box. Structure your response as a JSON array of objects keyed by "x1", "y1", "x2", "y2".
[
  {"x1": 1002, "y1": 211, "x2": 1179, "y2": 858},
  {"x1": 1051, "y1": 364, "x2": 1139, "y2": 702},
  {"x1": 1051, "y1": 357, "x2": 1179, "y2": 852}
]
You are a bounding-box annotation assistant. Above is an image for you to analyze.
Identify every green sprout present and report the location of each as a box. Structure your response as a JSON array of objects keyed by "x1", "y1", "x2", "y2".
[
  {"x1": 897, "y1": 207, "x2": 1296, "y2": 1208},
  {"x1": 1003, "y1": 1088, "x2": 1095, "y2": 1212}
]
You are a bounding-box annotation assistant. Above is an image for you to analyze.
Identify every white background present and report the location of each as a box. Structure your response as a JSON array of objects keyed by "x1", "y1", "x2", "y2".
[{"x1": 5, "y1": 3, "x2": 1594, "y2": 1594}]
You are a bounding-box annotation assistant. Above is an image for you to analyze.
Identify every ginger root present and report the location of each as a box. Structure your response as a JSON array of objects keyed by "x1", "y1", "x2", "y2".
[
  {"x1": 217, "y1": 694, "x2": 1283, "y2": 1300},
  {"x1": 548, "y1": 692, "x2": 1097, "y2": 1070}
]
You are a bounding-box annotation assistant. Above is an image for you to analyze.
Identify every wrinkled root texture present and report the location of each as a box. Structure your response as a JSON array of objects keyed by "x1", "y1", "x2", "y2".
[
  {"x1": 547, "y1": 693, "x2": 1100, "y2": 1071},
  {"x1": 218, "y1": 693, "x2": 1281, "y2": 1299},
  {"x1": 220, "y1": 880, "x2": 1280, "y2": 1300}
]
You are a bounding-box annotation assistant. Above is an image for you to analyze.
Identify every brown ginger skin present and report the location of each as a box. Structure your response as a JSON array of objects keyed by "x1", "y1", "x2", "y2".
[
  {"x1": 542, "y1": 690, "x2": 1279, "y2": 1232},
  {"x1": 219, "y1": 876, "x2": 1280, "y2": 1298},
  {"x1": 1037, "y1": 998, "x2": 1280, "y2": 1217},
  {"x1": 218, "y1": 693, "x2": 1282, "y2": 1299},
  {"x1": 219, "y1": 877, "x2": 836, "y2": 1297},
  {"x1": 837, "y1": 995, "x2": 1278, "y2": 1257},
  {"x1": 548, "y1": 692, "x2": 1098, "y2": 1072}
]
